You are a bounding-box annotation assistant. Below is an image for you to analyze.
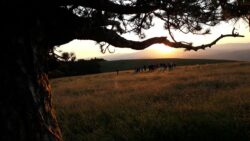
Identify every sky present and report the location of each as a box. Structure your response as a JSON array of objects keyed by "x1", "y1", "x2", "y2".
[{"x1": 58, "y1": 18, "x2": 250, "y2": 60}]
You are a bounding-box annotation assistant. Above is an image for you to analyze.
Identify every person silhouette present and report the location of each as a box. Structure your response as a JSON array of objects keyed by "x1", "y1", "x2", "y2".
[{"x1": 116, "y1": 69, "x2": 119, "y2": 75}]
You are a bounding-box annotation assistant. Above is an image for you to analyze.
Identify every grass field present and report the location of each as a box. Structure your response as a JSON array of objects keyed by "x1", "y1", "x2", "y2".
[{"x1": 51, "y1": 62, "x2": 250, "y2": 141}]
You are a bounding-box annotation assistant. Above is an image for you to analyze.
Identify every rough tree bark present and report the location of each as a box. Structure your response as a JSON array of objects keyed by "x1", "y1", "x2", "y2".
[{"x1": 1, "y1": 10, "x2": 63, "y2": 141}]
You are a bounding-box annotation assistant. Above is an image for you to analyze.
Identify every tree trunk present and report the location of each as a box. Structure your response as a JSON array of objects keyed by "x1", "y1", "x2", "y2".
[{"x1": 1, "y1": 18, "x2": 63, "y2": 141}]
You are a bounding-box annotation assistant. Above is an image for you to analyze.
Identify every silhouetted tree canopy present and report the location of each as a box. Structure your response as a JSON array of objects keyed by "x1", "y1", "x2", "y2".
[
  {"x1": 61, "y1": 52, "x2": 76, "y2": 62},
  {"x1": 3, "y1": 0, "x2": 249, "y2": 55}
]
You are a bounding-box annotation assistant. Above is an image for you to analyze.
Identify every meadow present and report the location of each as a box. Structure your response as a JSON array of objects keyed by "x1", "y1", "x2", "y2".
[{"x1": 51, "y1": 62, "x2": 250, "y2": 141}]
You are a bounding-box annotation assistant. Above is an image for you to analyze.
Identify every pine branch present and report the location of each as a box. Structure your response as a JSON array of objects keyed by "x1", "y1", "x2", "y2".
[{"x1": 79, "y1": 28, "x2": 244, "y2": 51}]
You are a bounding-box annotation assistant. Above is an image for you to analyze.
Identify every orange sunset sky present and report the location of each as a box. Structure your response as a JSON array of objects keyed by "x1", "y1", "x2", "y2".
[{"x1": 59, "y1": 18, "x2": 250, "y2": 60}]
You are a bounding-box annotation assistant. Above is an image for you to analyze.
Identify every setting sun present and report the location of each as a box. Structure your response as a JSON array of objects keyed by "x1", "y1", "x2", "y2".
[
  {"x1": 152, "y1": 45, "x2": 177, "y2": 54},
  {"x1": 152, "y1": 44, "x2": 176, "y2": 55},
  {"x1": 59, "y1": 19, "x2": 249, "y2": 60}
]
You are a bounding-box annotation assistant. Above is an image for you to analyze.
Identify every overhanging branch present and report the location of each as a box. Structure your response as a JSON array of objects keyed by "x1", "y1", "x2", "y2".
[
  {"x1": 180, "y1": 34, "x2": 244, "y2": 51},
  {"x1": 80, "y1": 28, "x2": 244, "y2": 51}
]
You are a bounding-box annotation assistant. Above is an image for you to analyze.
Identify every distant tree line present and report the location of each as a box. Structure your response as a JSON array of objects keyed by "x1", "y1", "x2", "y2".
[{"x1": 48, "y1": 54, "x2": 106, "y2": 78}]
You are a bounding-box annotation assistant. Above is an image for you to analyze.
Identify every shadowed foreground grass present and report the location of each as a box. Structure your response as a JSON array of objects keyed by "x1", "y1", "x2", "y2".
[{"x1": 51, "y1": 62, "x2": 250, "y2": 141}]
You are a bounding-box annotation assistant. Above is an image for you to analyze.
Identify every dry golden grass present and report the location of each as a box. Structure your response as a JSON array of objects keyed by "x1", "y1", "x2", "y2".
[{"x1": 51, "y1": 62, "x2": 250, "y2": 141}]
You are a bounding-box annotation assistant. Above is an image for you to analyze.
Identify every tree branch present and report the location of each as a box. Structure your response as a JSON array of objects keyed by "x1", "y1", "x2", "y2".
[
  {"x1": 79, "y1": 28, "x2": 244, "y2": 51},
  {"x1": 181, "y1": 34, "x2": 244, "y2": 51}
]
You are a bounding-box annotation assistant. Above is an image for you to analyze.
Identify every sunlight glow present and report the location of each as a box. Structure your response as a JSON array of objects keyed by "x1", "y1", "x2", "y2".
[
  {"x1": 59, "y1": 19, "x2": 250, "y2": 60},
  {"x1": 153, "y1": 45, "x2": 176, "y2": 54}
]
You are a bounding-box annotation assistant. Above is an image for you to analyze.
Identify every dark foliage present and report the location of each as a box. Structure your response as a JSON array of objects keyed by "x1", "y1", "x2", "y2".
[{"x1": 49, "y1": 59, "x2": 105, "y2": 78}]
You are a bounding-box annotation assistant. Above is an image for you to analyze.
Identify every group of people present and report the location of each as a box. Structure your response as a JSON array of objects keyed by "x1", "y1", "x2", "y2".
[{"x1": 134, "y1": 62, "x2": 176, "y2": 73}]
